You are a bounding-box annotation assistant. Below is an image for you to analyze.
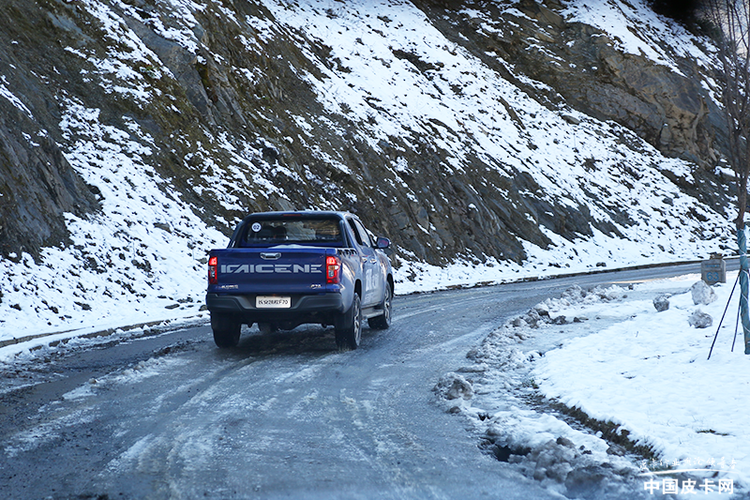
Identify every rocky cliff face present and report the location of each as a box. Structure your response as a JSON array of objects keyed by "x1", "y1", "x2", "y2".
[
  {"x1": 0, "y1": 1, "x2": 101, "y2": 259},
  {"x1": 0, "y1": 0, "x2": 732, "y2": 268},
  {"x1": 423, "y1": 0, "x2": 722, "y2": 166}
]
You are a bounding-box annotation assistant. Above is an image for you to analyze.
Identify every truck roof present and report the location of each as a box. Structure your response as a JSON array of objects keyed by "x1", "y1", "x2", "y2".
[{"x1": 243, "y1": 210, "x2": 353, "y2": 220}]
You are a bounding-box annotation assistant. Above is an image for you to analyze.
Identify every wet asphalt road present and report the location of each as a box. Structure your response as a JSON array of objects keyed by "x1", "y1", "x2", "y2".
[{"x1": 0, "y1": 262, "x2": 711, "y2": 499}]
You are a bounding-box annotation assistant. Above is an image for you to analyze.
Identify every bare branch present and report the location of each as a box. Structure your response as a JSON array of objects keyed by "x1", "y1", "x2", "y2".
[{"x1": 701, "y1": 0, "x2": 750, "y2": 227}]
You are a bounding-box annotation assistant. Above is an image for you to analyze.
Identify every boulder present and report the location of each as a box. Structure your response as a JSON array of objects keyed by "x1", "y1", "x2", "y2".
[
  {"x1": 653, "y1": 294, "x2": 671, "y2": 312},
  {"x1": 691, "y1": 281, "x2": 717, "y2": 305},
  {"x1": 688, "y1": 309, "x2": 713, "y2": 329}
]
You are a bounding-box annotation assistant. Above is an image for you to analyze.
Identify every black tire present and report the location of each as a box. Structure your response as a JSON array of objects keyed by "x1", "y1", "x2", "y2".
[
  {"x1": 368, "y1": 283, "x2": 393, "y2": 330},
  {"x1": 335, "y1": 292, "x2": 362, "y2": 350},
  {"x1": 211, "y1": 314, "x2": 241, "y2": 348}
]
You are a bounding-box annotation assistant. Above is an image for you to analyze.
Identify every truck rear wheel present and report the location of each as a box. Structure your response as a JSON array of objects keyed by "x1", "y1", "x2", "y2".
[
  {"x1": 211, "y1": 314, "x2": 241, "y2": 348},
  {"x1": 335, "y1": 292, "x2": 362, "y2": 350},
  {"x1": 368, "y1": 283, "x2": 393, "y2": 330}
]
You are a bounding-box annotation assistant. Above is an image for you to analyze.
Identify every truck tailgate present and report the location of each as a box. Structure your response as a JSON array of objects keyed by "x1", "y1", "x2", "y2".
[{"x1": 209, "y1": 246, "x2": 332, "y2": 294}]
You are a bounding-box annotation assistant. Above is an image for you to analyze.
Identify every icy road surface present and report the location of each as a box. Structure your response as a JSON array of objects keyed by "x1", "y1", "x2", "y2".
[{"x1": 0, "y1": 263, "x2": 710, "y2": 499}]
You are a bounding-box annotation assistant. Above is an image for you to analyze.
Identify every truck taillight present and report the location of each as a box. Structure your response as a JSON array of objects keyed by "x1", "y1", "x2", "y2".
[
  {"x1": 208, "y1": 256, "x2": 218, "y2": 285},
  {"x1": 326, "y1": 255, "x2": 340, "y2": 284}
]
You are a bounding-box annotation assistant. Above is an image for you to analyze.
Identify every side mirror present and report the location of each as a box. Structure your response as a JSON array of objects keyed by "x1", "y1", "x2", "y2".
[{"x1": 375, "y1": 237, "x2": 391, "y2": 249}]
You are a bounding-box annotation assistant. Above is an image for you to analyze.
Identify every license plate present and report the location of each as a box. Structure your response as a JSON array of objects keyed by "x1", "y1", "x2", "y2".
[{"x1": 256, "y1": 296, "x2": 291, "y2": 309}]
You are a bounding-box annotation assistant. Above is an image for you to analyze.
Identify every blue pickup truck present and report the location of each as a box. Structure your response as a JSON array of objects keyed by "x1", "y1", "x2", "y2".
[{"x1": 206, "y1": 211, "x2": 394, "y2": 350}]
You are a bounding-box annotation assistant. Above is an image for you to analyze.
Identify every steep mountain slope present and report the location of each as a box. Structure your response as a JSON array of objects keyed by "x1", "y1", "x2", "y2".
[{"x1": 0, "y1": 0, "x2": 735, "y2": 337}]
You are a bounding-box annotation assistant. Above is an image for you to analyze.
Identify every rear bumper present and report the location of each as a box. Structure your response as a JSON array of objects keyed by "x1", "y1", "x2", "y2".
[{"x1": 205, "y1": 292, "x2": 345, "y2": 324}]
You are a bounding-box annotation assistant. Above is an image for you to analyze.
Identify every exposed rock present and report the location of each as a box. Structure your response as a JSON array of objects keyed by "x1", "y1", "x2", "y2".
[
  {"x1": 689, "y1": 309, "x2": 713, "y2": 329},
  {"x1": 551, "y1": 316, "x2": 569, "y2": 325},
  {"x1": 691, "y1": 281, "x2": 718, "y2": 305},
  {"x1": 0, "y1": 96, "x2": 99, "y2": 260},
  {"x1": 423, "y1": 0, "x2": 723, "y2": 166},
  {"x1": 523, "y1": 309, "x2": 543, "y2": 329},
  {"x1": 533, "y1": 303, "x2": 551, "y2": 317},
  {"x1": 653, "y1": 293, "x2": 671, "y2": 312}
]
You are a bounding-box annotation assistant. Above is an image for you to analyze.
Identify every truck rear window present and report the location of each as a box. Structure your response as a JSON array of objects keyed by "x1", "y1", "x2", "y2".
[{"x1": 238, "y1": 218, "x2": 343, "y2": 247}]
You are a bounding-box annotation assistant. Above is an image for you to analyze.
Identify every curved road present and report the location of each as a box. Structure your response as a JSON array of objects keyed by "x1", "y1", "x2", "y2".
[{"x1": 0, "y1": 263, "x2": 714, "y2": 499}]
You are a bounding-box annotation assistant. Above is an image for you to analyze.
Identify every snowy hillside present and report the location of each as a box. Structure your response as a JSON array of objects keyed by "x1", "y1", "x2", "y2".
[{"x1": 0, "y1": 0, "x2": 735, "y2": 343}]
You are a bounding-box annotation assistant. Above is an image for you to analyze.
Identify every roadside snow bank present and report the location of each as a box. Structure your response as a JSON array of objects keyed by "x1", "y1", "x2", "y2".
[
  {"x1": 535, "y1": 272, "x2": 749, "y2": 492},
  {"x1": 439, "y1": 273, "x2": 748, "y2": 497}
]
